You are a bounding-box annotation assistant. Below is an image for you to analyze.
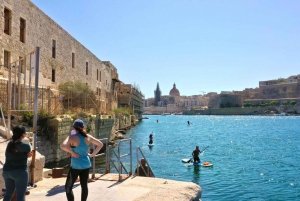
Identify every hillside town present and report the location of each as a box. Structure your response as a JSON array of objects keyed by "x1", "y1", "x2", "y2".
[{"x1": 144, "y1": 75, "x2": 300, "y2": 115}]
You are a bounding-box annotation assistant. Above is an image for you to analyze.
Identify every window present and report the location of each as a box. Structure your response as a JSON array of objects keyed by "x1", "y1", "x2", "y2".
[
  {"x1": 4, "y1": 8, "x2": 11, "y2": 35},
  {"x1": 100, "y1": 71, "x2": 101, "y2": 82},
  {"x1": 4, "y1": 50, "x2": 10, "y2": 67},
  {"x1": 19, "y1": 57, "x2": 24, "y2": 73},
  {"x1": 52, "y1": 69, "x2": 55, "y2": 82},
  {"x1": 97, "y1": 69, "x2": 99, "y2": 80},
  {"x1": 52, "y1": 40, "x2": 56, "y2": 58},
  {"x1": 86, "y1": 62, "x2": 88, "y2": 75},
  {"x1": 72, "y1": 53, "x2": 75, "y2": 68},
  {"x1": 20, "y1": 18, "x2": 26, "y2": 42}
]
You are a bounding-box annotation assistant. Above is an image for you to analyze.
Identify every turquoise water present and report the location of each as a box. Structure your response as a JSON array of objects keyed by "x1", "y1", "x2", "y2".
[{"x1": 124, "y1": 115, "x2": 300, "y2": 201}]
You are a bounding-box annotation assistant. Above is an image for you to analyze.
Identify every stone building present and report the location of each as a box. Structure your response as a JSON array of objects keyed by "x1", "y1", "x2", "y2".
[
  {"x1": 118, "y1": 82, "x2": 144, "y2": 120},
  {"x1": 0, "y1": 0, "x2": 119, "y2": 114}
]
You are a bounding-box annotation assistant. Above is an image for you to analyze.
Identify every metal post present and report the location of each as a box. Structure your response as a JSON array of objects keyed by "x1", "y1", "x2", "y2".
[
  {"x1": 29, "y1": 55, "x2": 32, "y2": 109},
  {"x1": 118, "y1": 144, "x2": 121, "y2": 181},
  {"x1": 18, "y1": 61, "x2": 21, "y2": 110},
  {"x1": 13, "y1": 64, "x2": 16, "y2": 109},
  {"x1": 106, "y1": 145, "x2": 111, "y2": 174},
  {"x1": 42, "y1": 86, "x2": 44, "y2": 110},
  {"x1": 23, "y1": 57, "x2": 26, "y2": 105},
  {"x1": 30, "y1": 47, "x2": 40, "y2": 185},
  {"x1": 7, "y1": 64, "x2": 12, "y2": 140},
  {"x1": 92, "y1": 144, "x2": 95, "y2": 178},
  {"x1": 130, "y1": 140, "x2": 132, "y2": 175}
]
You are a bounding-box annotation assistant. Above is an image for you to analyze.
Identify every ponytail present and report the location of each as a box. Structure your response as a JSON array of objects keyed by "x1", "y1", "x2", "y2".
[
  {"x1": 11, "y1": 135, "x2": 18, "y2": 153},
  {"x1": 76, "y1": 127, "x2": 87, "y2": 138}
]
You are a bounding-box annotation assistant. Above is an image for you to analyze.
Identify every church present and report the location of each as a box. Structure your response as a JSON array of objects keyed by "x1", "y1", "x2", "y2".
[{"x1": 144, "y1": 83, "x2": 209, "y2": 114}]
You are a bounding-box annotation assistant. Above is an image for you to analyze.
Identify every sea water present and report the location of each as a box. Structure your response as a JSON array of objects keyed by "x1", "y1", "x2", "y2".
[{"x1": 122, "y1": 115, "x2": 300, "y2": 201}]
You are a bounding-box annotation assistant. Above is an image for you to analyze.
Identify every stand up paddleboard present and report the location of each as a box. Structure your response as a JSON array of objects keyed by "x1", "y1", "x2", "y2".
[
  {"x1": 181, "y1": 158, "x2": 191, "y2": 163},
  {"x1": 194, "y1": 161, "x2": 213, "y2": 167},
  {"x1": 182, "y1": 159, "x2": 213, "y2": 167}
]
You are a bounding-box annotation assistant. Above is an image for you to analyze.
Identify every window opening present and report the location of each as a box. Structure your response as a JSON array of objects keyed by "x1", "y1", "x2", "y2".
[
  {"x1": 86, "y1": 62, "x2": 88, "y2": 75},
  {"x1": 52, "y1": 40, "x2": 56, "y2": 58},
  {"x1": 72, "y1": 53, "x2": 75, "y2": 68},
  {"x1": 52, "y1": 69, "x2": 55, "y2": 82},
  {"x1": 20, "y1": 18, "x2": 26, "y2": 42},
  {"x1": 4, "y1": 8, "x2": 11, "y2": 35}
]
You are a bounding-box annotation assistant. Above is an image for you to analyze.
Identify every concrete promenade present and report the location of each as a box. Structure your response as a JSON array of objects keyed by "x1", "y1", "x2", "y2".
[
  {"x1": 1, "y1": 173, "x2": 201, "y2": 201},
  {"x1": 0, "y1": 136, "x2": 201, "y2": 200}
]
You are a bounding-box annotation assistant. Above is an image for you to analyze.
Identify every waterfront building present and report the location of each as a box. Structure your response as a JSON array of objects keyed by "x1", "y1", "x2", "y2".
[
  {"x1": 0, "y1": 0, "x2": 138, "y2": 114},
  {"x1": 118, "y1": 82, "x2": 144, "y2": 120}
]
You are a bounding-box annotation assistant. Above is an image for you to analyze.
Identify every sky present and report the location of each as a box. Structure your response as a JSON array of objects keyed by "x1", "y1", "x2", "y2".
[{"x1": 31, "y1": 0, "x2": 300, "y2": 99}]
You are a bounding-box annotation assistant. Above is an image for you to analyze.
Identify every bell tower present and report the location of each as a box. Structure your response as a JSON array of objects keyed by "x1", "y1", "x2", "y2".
[{"x1": 154, "y1": 83, "x2": 161, "y2": 106}]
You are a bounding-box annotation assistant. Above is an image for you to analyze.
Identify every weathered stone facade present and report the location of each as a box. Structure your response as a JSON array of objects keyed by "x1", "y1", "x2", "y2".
[
  {"x1": 0, "y1": 0, "x2": 119, "y2": 114},
  {"x1": 31, "y1": 115, "x2": 116, "y2": 167},
  {"x1": 118, "y1": 83, "x2": 144, "y2": 120}
]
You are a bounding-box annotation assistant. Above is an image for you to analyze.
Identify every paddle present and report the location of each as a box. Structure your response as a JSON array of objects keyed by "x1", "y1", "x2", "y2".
[{"x1": 187, "y1": 146, "x2": 210, "y2": 163}]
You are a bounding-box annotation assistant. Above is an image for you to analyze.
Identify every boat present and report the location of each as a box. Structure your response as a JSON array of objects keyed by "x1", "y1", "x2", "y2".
[{"x1": 276, "y1": 113, "x2": 287, "y2": 116}]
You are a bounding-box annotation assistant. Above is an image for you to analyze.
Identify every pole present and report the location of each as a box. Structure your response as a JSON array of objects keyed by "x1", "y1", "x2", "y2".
[
  {"x1": 7, "y1": 64, "x2": 12, "y2": 140},
  {"x1": 30, "y1": 47, "x2": 40, "y2": 186}
]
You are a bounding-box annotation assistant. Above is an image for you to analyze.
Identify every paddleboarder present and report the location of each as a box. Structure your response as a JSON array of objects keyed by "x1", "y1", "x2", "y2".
[
  {"x1": 149, "y1": 133, "x2": 153, "y2": 144},
  {"x1": 192, "y1": 146, "x2": 201, "y2": 163}
]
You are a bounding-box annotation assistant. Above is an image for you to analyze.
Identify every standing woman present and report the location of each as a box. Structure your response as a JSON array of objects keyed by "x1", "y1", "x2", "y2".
[
  {"x1": 2, "y1": 125, "x2": 33, "y2": 201},
  {"x1": 61, "y1": 119, "x2": 103, "y2": 201}
]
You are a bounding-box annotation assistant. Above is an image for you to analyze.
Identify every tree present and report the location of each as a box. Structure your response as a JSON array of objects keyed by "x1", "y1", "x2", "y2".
[{"x1": 290, "y1": 100, "x2": 296, "y2": 105}]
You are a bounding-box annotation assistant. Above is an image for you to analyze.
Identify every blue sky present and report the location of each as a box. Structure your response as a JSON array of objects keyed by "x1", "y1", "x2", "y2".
[{"x1": 31, "y1": 0, "x2": 300, "y2": 99}]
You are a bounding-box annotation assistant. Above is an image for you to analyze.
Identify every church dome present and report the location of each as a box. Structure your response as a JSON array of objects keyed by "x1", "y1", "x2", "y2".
[{"x1": 169, "y1": 83, "x2": 180, "y2": 96}]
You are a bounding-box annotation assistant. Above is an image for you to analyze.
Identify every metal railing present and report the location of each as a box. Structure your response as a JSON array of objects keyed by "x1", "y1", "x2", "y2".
[
  {"x1": 107, "y1": 138, "x2": 133, "y2": 181},
  {"x1": 91, "y1": 138, "x2": 109, "y2": 179},
  {"x1": 136, "y1": 146, "x2": 155, "y2": 177}
]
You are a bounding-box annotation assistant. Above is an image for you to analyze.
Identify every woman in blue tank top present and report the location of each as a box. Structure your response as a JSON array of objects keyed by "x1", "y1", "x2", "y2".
[{"x1": 61, "y1": 119, "x2": 103, "y2": 201}]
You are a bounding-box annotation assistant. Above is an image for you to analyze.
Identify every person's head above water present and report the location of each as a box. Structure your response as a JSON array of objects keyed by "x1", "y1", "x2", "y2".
[{"x1": 196, "y1": 146, "x2": 199, "y2": 150}]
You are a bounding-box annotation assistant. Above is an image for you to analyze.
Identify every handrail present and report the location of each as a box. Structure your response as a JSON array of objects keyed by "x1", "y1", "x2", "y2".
[
  {"x1": 136, "y1": 146, "x2": 155, "y2": 177},
  {"x1": 91, "y1": 138, "x2": 109, "y2": 179},
  {"x1": 106, "y1": 138, "x2": 133, "y2": 181},
  {"x1": 0, "y1": 103, "x2": 7, "y2": 129}
]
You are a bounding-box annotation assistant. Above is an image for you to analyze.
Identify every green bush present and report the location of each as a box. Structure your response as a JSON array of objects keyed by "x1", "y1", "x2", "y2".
[
  {"x1": 113, "y1": 108, "x2": 133, "y2": 115},
  {"x1": 290, "y1": 100, "x2": 296, "y2": 105}
]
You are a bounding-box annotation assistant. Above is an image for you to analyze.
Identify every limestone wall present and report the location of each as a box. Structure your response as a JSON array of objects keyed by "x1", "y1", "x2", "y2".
[
  {"x1": 0, "y1": 0, "x2": 113, "y2": 100},
  {"x1": 34, "y1": 115, "x2": 116, "y2": 167}
]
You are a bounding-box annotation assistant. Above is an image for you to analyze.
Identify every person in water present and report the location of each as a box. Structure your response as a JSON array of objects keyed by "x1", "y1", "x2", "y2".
[
  {"x1": 135, "y1": 158, "x2": 153, "y2": 177},
  {"x1": 149, "y1": 133, "x2": 153, "y2": 144},
  {"x1": 187, "y1": 121, "x2": 190, "y2": 125},
  {"x1": 61, "y1": 119, "x2": 103, "y2": 201},
  {"x1": 192, "y1": 146, "x2": 202, "y2": 163}
]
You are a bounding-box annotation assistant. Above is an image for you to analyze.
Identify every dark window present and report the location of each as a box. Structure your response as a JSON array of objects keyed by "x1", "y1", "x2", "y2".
[
  {"x1": 72, "y1": 53, "x2": 75, "y2": 68},
  {"x1": 97, "y1": 69, "x2": 99, "y2": 80},
  {"x1": 20, "y1": 18, "x2": 26, "y2": 42},
  {"x1": 4, "y1": 50, "x2": 10, "y2": 67},
  {"x1": 52, "y1": 69, "x2": 55, "y2": 82},
  {"x1": 100, "y1": 71, "x2": 101, "y2": 82},
  {"x1": 52, "y1": 40, "x2": 56, "y2": 58},
  {"x1": 4, "y1": 8, "x2": 11, "y2": 35},
  {"x1": 19, "y1": 57, "x2": 24, "y2": 73},
  {"x1": 86, "y1": 62, "x2": 88, "y2": 75}
]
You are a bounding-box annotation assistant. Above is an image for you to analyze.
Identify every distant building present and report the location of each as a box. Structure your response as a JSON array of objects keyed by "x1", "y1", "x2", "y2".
[{"x1": 154, "y1": 83, "x2": 161, "y2": 106}]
